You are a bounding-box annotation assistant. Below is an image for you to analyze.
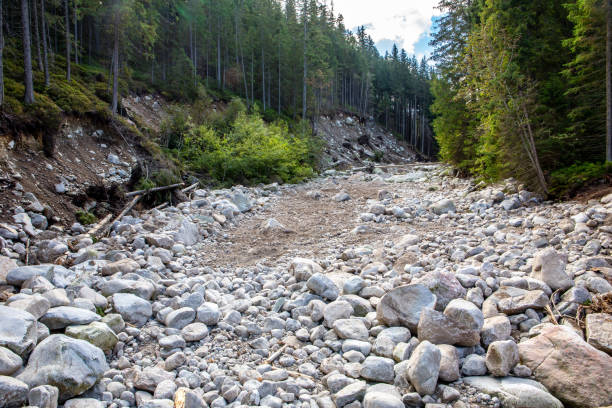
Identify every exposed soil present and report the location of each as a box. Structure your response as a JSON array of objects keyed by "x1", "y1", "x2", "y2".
[
  {"x1": 0, "y1": 118, "x2": 137, "y2": 226},
  {"x1": 200, "y1": 165, "x2": 439, "y2": 269}
]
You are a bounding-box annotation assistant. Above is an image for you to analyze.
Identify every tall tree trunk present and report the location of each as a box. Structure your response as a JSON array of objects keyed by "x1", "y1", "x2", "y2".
[
  {"x1": 32, "y1": 0, "x2": 42, "y2": 70},
  {"x1": 261, "y1": 46, "x2": 266, "y2": 111},
  {"x1": 607, "y1": 0, "x2": 612, "y2": 161},
  {"x1": 0, "y1": 0, "x2": 3, "y2": 106},
  {"x1": 41, "y1": 0, "x2": 49, "y2": 86},
  {"x1": 22, "y1": 0, "x2": 35, "y2": 104},
  {"x1": 110, "y1": 6, "x2": 119, "y2": 115},
  {"x1": 216, "y1": 15, "x2": 221, "y2": 87},
  {"x1": 278, "y1": 37, "x2": 281, "y2": 114},
  {"x1": 64, "y1": 0, "x2": 70, "y2": 81},
  {"x1": 302, "y1": 0, "x2": 307, "y2": 119},
  {"x1": 73, "y1": 0, "x2": 77, "y2": 64}
]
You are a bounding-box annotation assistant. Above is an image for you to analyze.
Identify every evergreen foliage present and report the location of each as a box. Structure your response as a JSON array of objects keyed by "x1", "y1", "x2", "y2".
[{"x1": 430, "y1": 0, "x2": 611, "y2": 196}]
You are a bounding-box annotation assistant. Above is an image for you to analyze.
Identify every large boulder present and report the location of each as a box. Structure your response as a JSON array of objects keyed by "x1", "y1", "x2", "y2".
[
  {"x1": 17, "y1": 335, "x2": 109, "y2": 400},
  {"x1": 404, "y1": 340, "x2": 440, "y2": 396},
  {"x1": 65, "y1": 322, "x2": 118, "y2": 351},
  {"x1": 112, "y1": 293, "x2": 152, "y2": 327},
  {"x1": 6, "y1": 294, "x2": 50, "y2": 320},
  {"x1": 417, "y1": 308, "x2": 480, "y2": 347},
  {"x1": 0, "y1": 305, "x2": 38, "y2": 356},
  {"x1": 531, "y1": 248, "x2": 572, "y2": 291},
  {"x1": 0, "y1": 347, "x2": 22, "y2": 376},
  {"x1": 481, "y1": 316, "x2": 512, "y2": 346},
  {"x1": 519, "y1": 325, "x2": 612, "y2": 407},
  {"x1": 40, "y1": 306, "x2": 101, "y2": 330},
  {"x1": 99, "y1": 279, "x2": 156, "y2": 300},
  {"x1": 417, "y1": 299, "x2": 484, "y2": 347},
  {"x1": 484, "y1": 287, "x2": 548, "y2": 316},
  {"x1": 6, "y1": 264, "x2": 76, "y2": 288},
  {"x1": 376, "y1": 284, "x2": 436, "y2": 331},
  {"x1": 307, "y1": 273, "x2": 339, "y2": 301},
  {"x1": 412, "y1": 271, "x2": 466, "y2": 311},
  {"x1": 174, "y1": 219, "x2": 200, "y2": 246},
  {"x1": 134, "y1": 366, "x2": 176, "y2": 392},
  {"x1": 463, "y1": 376, "x2": 562, "y2": 408}
]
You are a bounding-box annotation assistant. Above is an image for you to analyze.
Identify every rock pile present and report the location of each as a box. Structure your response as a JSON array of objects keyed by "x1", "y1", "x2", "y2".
[{"x1": 0, "y1": 165, "x2": 611, "y2": 408}]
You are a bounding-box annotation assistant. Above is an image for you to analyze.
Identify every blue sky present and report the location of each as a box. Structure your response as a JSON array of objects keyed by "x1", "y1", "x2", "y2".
[{"x1": 330, "y1": 0, "x2": 442, "y2": 59}]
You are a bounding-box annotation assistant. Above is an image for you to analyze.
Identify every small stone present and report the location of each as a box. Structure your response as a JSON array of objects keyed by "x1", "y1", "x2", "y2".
[
  {"x1": 461, "y1": 354, "x2": 487, "y2": 376},
  {"x1": 335, "y1": 381, "x2": 367, "y2": 407},
  {"x1": 28, "y1": 384, "x2": 59, "y2": 408},
  {"x1": 307, "y1": 273, "x2": 339, "y2": 300},
  {"x1": 360, "y1": 356, "x2": 395, "y2": 383},
  {"x1": 585, "y1": 313, "x2": 612, "y2": 354},
  {"x1": 181, "y1": 323, "x2": 209, "y2": 342},
  {"x1": 334, "y1": 319, "x2": 369, "y2": 341},
  {"x1": 486, "y1": 340, "x2": 519, "y2": 377},
  {"x1": 0, "y1": 375, "x2": 29, "y2": 408},
  {"x1": 531, "y1": 248, "x2": 572, "y2": 291}
]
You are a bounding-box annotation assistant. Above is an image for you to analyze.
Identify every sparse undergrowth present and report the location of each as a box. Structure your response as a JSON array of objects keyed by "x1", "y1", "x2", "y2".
[{"x1": 548, "y1": 162, "x2": 612, "y2": 199}]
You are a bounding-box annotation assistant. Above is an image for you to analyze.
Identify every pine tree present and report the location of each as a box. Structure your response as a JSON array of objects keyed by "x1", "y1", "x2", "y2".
[
  {"x1": 22, "y1": 0, "x2": 35, "y2": 104},
  {"x1": 0, "y1": 0, "x2": 3, "y2": 107}
]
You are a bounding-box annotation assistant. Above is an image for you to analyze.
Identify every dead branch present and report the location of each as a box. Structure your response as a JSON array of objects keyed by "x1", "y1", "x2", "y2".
[{"x1": 126, "y1": 183, "x2": 184, "y2": 197}]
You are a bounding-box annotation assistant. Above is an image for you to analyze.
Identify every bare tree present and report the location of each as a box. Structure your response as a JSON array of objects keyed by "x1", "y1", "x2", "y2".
[
  {"x1": 607, "y1": 0, "x2": 612, "y2": 161},
  {"x1": 0, "y1": 0, "x2": 4, "y2": 107},
  {"x1": 22, "y1": 0, "x2": 35, "y2": 104},
  {"x1": 65, "y1": 0, "x2": 70, "y2": 81}
]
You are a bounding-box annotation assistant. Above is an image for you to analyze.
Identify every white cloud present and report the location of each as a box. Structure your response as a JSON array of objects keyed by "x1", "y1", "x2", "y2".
[{"x1": 326, "y1": 0, "x2": 441, "y2": 56}]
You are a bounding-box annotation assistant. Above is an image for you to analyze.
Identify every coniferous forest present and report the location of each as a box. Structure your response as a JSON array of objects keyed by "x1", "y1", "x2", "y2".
[
  {"x1": 1, "y1": 0, "x2": 611, "y2": 196},
  {"x1": 430, "y1": 0, "x2": 611, "y2": 196},
  {"x1": 0, "y1": 0, "x2": 433, "y2": 163}
]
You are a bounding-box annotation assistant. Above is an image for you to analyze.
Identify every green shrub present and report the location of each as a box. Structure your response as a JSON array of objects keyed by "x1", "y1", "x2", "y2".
[
  {"x1": 549, "y1": 162, "x2": 612, "y2": 198},
  {"x1": 159, "y1": 107, "x2": 192, "y2": 149},
  {"x1": 179, "y1": 112, "x2": 316, "y2": 185},
  {"x1": 136, "y1": 170, "x2": 182, "y2": 205},
  {"x1": 76, "y1": 210, "x2": 98, "y2": 225}
]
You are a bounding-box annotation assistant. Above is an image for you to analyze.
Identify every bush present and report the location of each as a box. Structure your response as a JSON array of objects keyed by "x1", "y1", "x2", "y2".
[
  {"x1": 549, "y1": 162, "x2": 612, "y2": 198},
  {"x1": 159, "y1": 107, "x2": 191, "y2": 149},
  {"x1": 76, "y1": 210, "x2": 98, "y2": 225},
  {"x1": 179, "y1": 112, "x2": 317, "y2": 185},
  {"x1": 136, "y1": 170, "x2": 182, "y2": 205}
]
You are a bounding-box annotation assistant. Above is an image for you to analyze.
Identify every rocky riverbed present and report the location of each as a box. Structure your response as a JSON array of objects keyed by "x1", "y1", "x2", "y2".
[{"x1": 0, "y1": 164, "x2": 611, "y2": 408}]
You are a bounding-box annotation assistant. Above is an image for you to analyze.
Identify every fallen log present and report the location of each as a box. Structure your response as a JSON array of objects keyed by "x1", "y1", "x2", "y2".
[
  {"x1": 87, "y1": 214, "x2": 113, "y2": 237},
  {"x1": 93, "y1": 195, "x2": 142, "y2": 237},
  {"x1": 125, "y1": 183, "x2": 184, "y2": 197},
  {"x1": 181, "y1": 182, "x2": 199, "y2": 193}
]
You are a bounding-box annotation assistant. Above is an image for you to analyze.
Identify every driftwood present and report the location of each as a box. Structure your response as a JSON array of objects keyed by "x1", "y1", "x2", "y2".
[
  {"x1": 125, "y1": 183, "x2": 184, "y2": 197},
  {"x1": 266, "y1": 345, "x2": 287, "y2": 364},
  {"x1": 181, "y1": 182, "x2": 199, "y2": 193},
  {"x1": 87, "y1": 214, "x2": 113, "y2": 237},
  {"x1": 91, "y1": 195, "x2": 142, "y2": 238},
  {"x1": 112, "y1": 195, "x2": 142, "y2": 224}
]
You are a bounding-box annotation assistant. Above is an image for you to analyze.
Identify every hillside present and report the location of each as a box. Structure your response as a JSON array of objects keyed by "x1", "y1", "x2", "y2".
[{"x1": 0, "y1": 93, "x2": 417, "y2": 229}]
